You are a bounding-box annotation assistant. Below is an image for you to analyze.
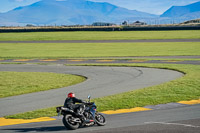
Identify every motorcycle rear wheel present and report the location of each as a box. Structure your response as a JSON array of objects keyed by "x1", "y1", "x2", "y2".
[{"x1": 62, "y1": 114, "x2": 80, "y2": 130}]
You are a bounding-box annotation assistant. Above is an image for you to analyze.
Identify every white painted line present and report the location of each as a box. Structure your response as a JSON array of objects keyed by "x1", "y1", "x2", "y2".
[{"x1": 144, "y1": 122, "x2": 200, "y2": 128}]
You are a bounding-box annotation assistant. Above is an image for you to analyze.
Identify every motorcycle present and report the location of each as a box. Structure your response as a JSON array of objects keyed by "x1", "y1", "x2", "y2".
[{"x1": 56, "y1": 95, "x2": 106, "y2": 130}]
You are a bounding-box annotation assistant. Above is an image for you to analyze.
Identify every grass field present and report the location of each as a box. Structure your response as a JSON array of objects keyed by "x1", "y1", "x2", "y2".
[
  {"x1": 5, "y1": 63, "x2": 200, "y2": 119},
  {"x1": 94, "y1": 64, "x2": 200, "y2": 111},
  {"x1": 1, "y1": 30, "x2": 200, "y2": 119},
  {"x1": 0, "y1": 72, "x2": 86, "y2": 98},
  {"x1": 0, "y1": 42, "x2": 200, "y2": 59},
  {"x1": 0, "y1": 30, "x2": 200, "y2": 41}
]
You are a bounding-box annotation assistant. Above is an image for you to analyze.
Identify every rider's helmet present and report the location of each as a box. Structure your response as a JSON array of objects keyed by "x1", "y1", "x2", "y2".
[{"x1": 68, "y1": 92, "x2": 75, "y2": 98}]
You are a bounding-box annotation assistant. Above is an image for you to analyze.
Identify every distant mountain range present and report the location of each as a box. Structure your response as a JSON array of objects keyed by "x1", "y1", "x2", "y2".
[
  {"x1": 0, "y1": 0, "x2": 199, "y2": 26},
  {"x1": 160, "y1": 1, "x2": 200, "y2": 21}
]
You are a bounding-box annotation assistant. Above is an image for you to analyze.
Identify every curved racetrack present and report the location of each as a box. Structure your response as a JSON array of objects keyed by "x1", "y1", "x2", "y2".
[
  {"x1": 0, "y1": 64, "x2": 183, "y2": 117},
  {"x1": 0, "y1": 64, "x2": 199, "y2": 133},
  {"x1": 0, "y1": 38, "x2": 200, "y2": 132}
]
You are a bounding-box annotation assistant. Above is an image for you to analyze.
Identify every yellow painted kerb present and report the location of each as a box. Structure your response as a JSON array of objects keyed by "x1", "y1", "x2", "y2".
[
  {"x1": 101, "y1": 107, "x2": 152, "y2": 115},
  {"x1": 178, "y1": 99, "x2": 200, "y2": 105},
  {"x1": 13, "y1": 59, "x2": 32, "y2": 61},
  {"x1": 68, "y1": 59, "x2": 85, "y2": 62},
  {"x1": 161, "y1": 60, "x2": 182, "y2": 63},
  {"x1": 96, "y1": 60, "x2": 114, "y2": 62},
  {"x1": 128, "y1": 60, "x2": 146, "y2": 62},
  {"x1": 0, "y1": 117, "x2": 56, "y2": 126},
  {"x1": 40, "y1": 59, "x2": 57, "y2": 61}
]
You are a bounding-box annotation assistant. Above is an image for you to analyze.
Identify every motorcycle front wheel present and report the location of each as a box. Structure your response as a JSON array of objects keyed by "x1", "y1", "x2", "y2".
[
  {"x1": 95, "y1": 113, "x2": 106, "y2": 126},
  {"x1": 62, "y1": 114, "x2": 80, "y2": 130}
]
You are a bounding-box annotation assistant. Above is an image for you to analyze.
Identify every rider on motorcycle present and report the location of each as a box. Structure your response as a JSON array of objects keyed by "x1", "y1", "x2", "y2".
[
  {"x1": 64, "y1": 92, "x2": 95, "y2": 123},
  {"x1": 64, "y1": 92, "x2": 85, "y2": 117},
  {"x1": 57, "y1": 93, "x2": 105, "y2": 130}
]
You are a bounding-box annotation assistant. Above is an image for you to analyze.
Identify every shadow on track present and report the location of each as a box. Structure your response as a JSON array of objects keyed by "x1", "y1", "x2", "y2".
[{"x1": 3, "y1": 126, "x2": 68, "y2": 132}]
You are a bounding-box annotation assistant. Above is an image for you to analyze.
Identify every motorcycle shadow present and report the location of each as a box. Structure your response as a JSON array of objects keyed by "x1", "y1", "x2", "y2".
[
  {"x1": 4, "y1": 125, "x2": 101, "y2": 132},
  {"x1": 3, "y1": 126, "x2": 70, "y2": 132}
]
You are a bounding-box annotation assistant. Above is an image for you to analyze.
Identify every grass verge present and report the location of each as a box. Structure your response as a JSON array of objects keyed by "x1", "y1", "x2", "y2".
[
  {"x1": 0, "y1": 30, "x2": 200, "y2": 41},
  {"x1": 94, "y1": 64, "x2": 200, "y2": 111},
  {"x1": 0, "y1": 72, "x2": 86, "y2": 98},
  {"x1": 0, "y1": 42, "x2": 200, "y2": 59},
  {"x1": 5, "y1": 63, "x2": 200, "y2": 119}
]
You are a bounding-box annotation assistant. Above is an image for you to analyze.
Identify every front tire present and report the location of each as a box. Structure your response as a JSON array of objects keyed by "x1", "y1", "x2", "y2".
[
  {"x1": 62, "y1": 114, "x2": 80, "y2": 130},
  {"x1": 95, "y1": 113, "x2": 106, "y2": 126}
]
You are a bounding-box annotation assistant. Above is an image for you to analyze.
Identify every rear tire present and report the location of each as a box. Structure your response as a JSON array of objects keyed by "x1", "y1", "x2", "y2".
[
  {"x1": 95, "y1": 113, "x2": 106, "y2": 126},
  {"x1": 62, "y1": 114, "x2": 80, "y2": 130}
]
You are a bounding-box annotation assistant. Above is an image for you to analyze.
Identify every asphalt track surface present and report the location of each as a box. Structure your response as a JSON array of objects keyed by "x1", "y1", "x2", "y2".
[
  {"x1": 0, "y1": 64, "x2": 183, "y2": 117},
  {"x1": 0, "y1": 39, "x2": 200, "y2": 132},
  {"x1": 0, "y1": 39, "x2": 200, "y2": 43},
  {"x1": 1, "y1": 64, "x2": 200, "y2": 133},
  {"x1": 1, "y1": 104, "x2": 200, "y2": 133},
  {"x1": 1, "y1": 58, "x2": 200, "y2": 65}
]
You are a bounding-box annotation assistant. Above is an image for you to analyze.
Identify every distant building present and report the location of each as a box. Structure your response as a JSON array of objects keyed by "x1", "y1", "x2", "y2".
[
  {"x1": 181, "y1": 19, "x2": 200, "y2": 24},
  {"x1": 131, "y1": 21, "x2": 147, "y2": 26},
  {"x1": 92, "y1": 22, "x2": 116, "y2": 26},
  {"x1": 26, "y1": 24, "x2": 35, "y2": 27},
  {"x1": 122, "y1": 21, "x2": 128, "y2": 26}
]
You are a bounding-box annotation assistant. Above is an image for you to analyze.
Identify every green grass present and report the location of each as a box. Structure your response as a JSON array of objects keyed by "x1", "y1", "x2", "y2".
[
  {"x1": 94, "y1": 64, "x2": 200, "y2": 111},
  {"x1": 0, "y1": 42, "x2": 200, "y2": 59},
  {"x1": 2, "y1": 30, "x2": 200, "y2": 119},
  {"x1": 5, "y1": 63, "x2": 200, "y2": 119},
  {"x1": 5, "y1": 106, "x2": 57, "y2": 119},
  {"x1": 0, "y1": 72, "x2": 86, "y2": 98},
  {"x1": 0, "y1": 30, "x2": 200, "y2": 41}
]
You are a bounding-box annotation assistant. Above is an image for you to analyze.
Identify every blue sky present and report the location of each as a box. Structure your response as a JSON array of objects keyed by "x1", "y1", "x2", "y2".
[{"x1": 0, "y1": 0, "x2": 199, "y2": 14}]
